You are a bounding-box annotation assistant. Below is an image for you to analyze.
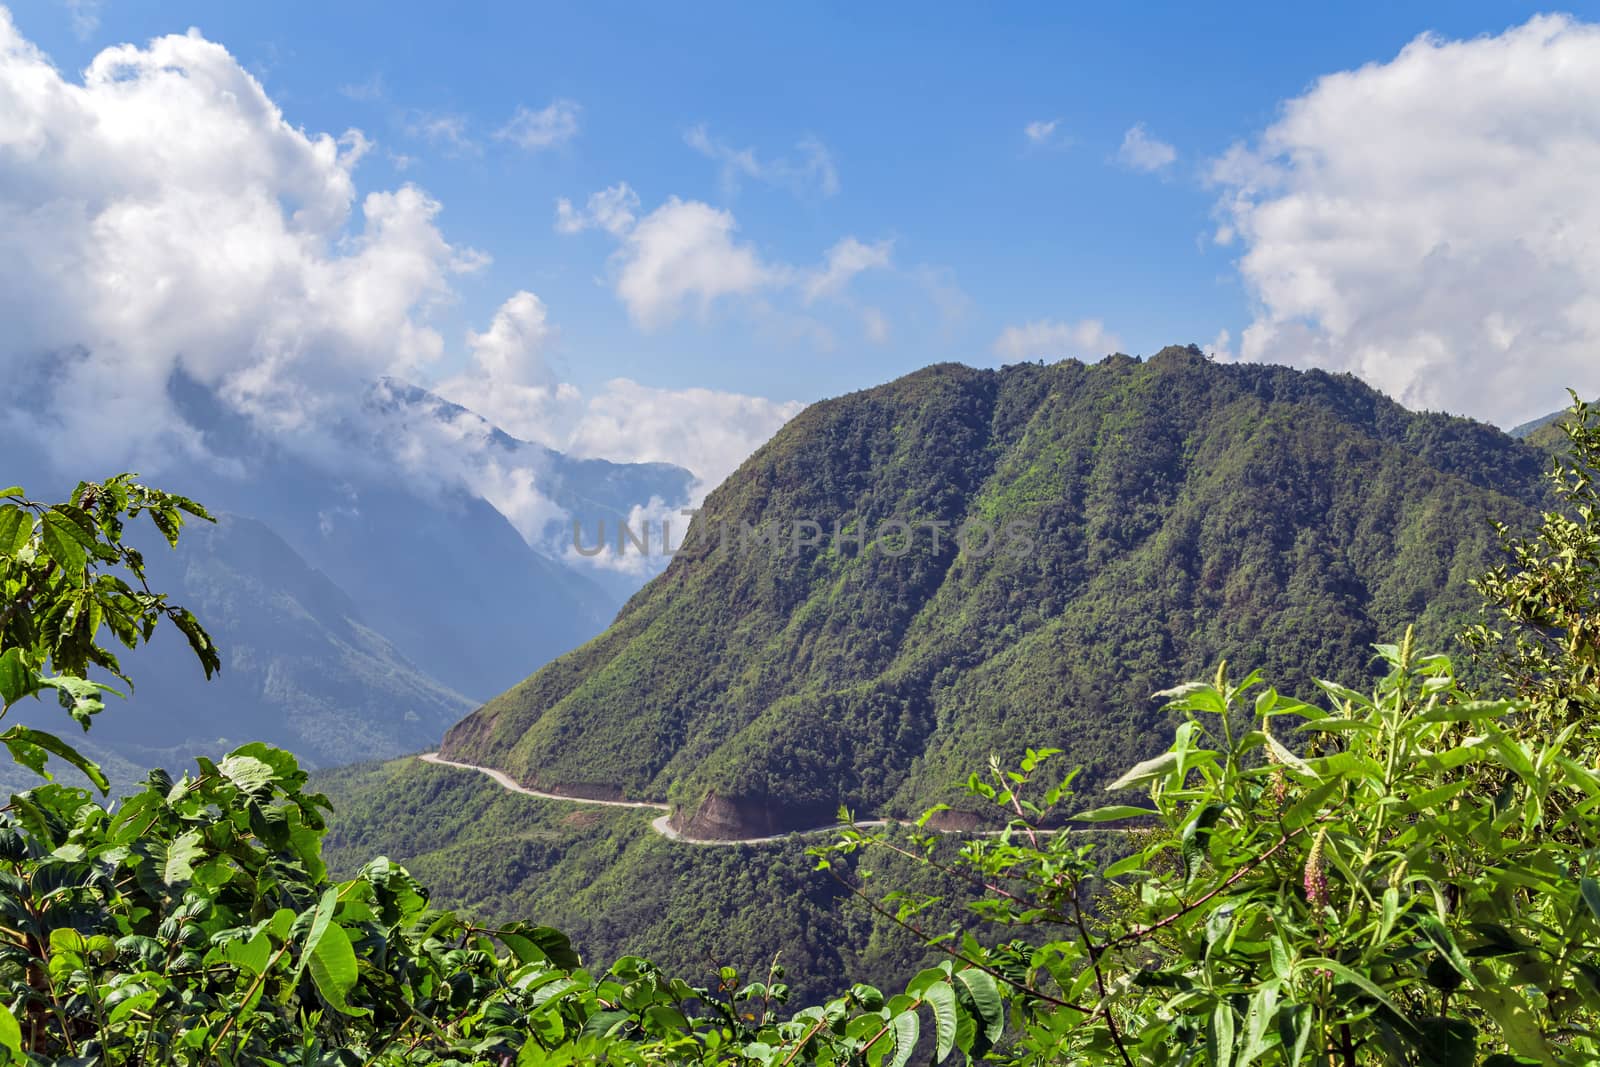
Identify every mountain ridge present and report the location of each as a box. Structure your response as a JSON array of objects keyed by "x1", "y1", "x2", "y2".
[{"x1": 439, "y1": 347, "x2": 1551, "y2": 837}]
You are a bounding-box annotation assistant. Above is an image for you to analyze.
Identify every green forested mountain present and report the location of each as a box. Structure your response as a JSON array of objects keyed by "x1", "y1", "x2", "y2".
[{"x1": 440, "y1": 346, "x2": 1550, "y2": 839}]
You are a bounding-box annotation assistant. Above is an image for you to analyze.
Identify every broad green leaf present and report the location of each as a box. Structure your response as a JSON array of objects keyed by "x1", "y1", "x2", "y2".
[
  {"x1": 213, "y1": 933, "x2": 270, "y2": 975},
  {"x1": 1462, "y1": 984, "x2": 1557, "y2": 1065},
  {"x1": 1263, "y1": 730, "x2": 1315, "y2": 778},
  {"x1": 39, "y1": 511, "x2": 90, "y2": 572},
  {"x1": 0, "y1": 506, "x2": 30, "y2": 555},
  {"x1": 1415, "y1": 700, "x2": 1515, "y2": 723},
  {"x1": 217, "y1": 754, "x2": 275, "y2": 795},
  {"x1": 295, "y1": 886, "x2": 340, "y2": 987},
  {"x1": 924, "y1": 981, "x2": 959, "y2": 1061},
  {"x1": 1416, "y1": 914, "x2": 1473, "y2": 980},
  {"x1": 163, "y1": 829, "x2": 204, "y2": 886},
  {"x1": 0, "y1": 649, "x2": 32, "y2": 707},
  {"x1": 953, "y1": 969, "x2": 1003, "y2": 1044},
  {"x1": 1210, "y1": 1000, "x2": 1236, "y2": 1067},
  {"x1": 886, "y1": 1008, "x2": 920, "y2": 1067},
  {"x1": 307, "y1": 921, "x2": 362, "y2": 1015}
]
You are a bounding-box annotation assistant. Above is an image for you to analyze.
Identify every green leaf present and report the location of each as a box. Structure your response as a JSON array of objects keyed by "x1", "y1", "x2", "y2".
[
  {"x1": 295, "y1": 886, "x2": 340, "y2": 988},
  {"x1": 924, "y1": 981, "x2": 959, "y2": 1062},
  {"x1": 307, "y1": 921, "x2": 363, "y2": 1016},
  {"x1": 39, "y1": 511, "x2": 91, "y2": 572},
  {"x1": 1106, "y1": 750, "x2": 1179, "y2": 792},
  {"x1": 953, "y1": 969, "x2": 1003, "y2": 1045},
  {"x1": 1263, "y1": 730, "x2": 1315, "y2": 778},
  {"x1": 163, "y1": 829, "x2": 205, "y2": 886},
  {"x1": 1210, "y1": 999, "x2": 1236, "y2": 1067},
  {"x1": 0, "y1": 725, "x2": 109, "y2": 792},
  {"x1": 0, "y1": 1001, "x2": 20, "y2": 1060},
  {"x1": 217, "y1": 754, "x2": 276, "y2": 795},
  {"x1": 0, "y1": 649, "x2": 33, "y2": 708},
  {"x1": 1415, "y1": 700, "x2": 1515, "y2": 723},
  {"x1": 1067, "y1": 804, "x2": 1158, "y2": 823},
  {"x1": 1580, "y1": 876, "x2": 1600, "y2": 925},
  {"x1": 0, "y1": 506, "x2": 31, "y2": 556},
  {"x1": 886, "y1": 1008, "x2": 920, "y2": 1067},
  {"x1": 1294, "y1": 958, "x2": 1407, "y2": 1018},
  {"x1": 212, "y1": 932, "x2": 271, "y2": 976},
  {"x1": 1416, "y1": 914, "x2": 1474, "y2": 981}
]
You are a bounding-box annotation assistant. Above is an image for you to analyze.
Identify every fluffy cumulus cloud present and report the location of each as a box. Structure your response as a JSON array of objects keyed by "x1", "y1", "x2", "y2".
[
  {"x1": 991, "y1": 318, "x2": 1121, "y2": 362},
  {"x1": 431, "y1": 291, "x2": 582, "y2": 455},
  {"x1": 1212, "y1": 14, "x2": 1600, "y2": 424},
  {"x1": 1117, "y1": 123, "x2": 1176, "y2": 172},
  {"x1": 615, "y1": 198, "x2": 779, "y2": 329},
  {"x1": 0, "y1": 12, "x2": 481, "y2": 471},
  {"x1": 0, "y1": 12, "x2": 801, "y2": 569},
  {"x1": 556, "y1": 184, "x2": 890, "y2": 330}
]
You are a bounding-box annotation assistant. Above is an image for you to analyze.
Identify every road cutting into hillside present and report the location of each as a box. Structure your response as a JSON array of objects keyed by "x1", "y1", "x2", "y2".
[{"x1": 419, "y1": 752, "x2": 893, "y2": 846}]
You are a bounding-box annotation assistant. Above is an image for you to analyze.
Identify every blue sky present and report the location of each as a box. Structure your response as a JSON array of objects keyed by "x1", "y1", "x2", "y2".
[{"x1": 6, "y1": 2, "x2": 1600, "y2": 485}]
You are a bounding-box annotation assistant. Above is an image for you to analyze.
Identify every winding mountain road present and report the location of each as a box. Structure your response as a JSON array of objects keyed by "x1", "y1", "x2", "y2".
[{"x1": 418, "y1": 752, "x2": 889, "y2": 846}]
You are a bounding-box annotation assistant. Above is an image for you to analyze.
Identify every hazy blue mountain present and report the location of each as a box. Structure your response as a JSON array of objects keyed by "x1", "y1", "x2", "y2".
[
  {"x1": 0, "y1": 368, "x2": 696, "y2": 792},
  {"x1": 3, "y1": 513, "x2": 474, "y2": 795}
]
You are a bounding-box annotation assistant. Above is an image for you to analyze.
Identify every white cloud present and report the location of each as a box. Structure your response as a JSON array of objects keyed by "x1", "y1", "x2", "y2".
[
  {"x1": 684, "y1": 123, "x2": 839, "y2": 197},
  {"x1": 495, "y1": 98, "x2": 580, "y2": 150},
  {"x1": 991, "y1": 318, "x2": 1121, "y2": 362},
  {"x1": 804, "y1": 237, "x2": 893, "y2": 303},
  {"x1": 466, "y1": 291, "x2": 557, "y2": 387},
  {"x1": 554, "y1": 181, "x2": 639, "y2": 236},
  {"x1": 432, "y1": 297, "x2": 801, "y2": 499},
  {"x1": 1212, "y1": 14, "x2": 1600, "y2": 424},
  {"x1": 1024, "y1": 118, "x2": 1060, "y2": 145},
  {"x1": 614, "y1": 198, "x2": 780, "y2": 329},
  {"x1": 0, "y1": 12, "x2": 801, "y2": 578},
  {"x1": 1117, "y1": 123, "x2": 1176, "y2": 172},
  {"x1": 556, "y1": 184, "x2": 888, "y2": 331},
  {"x1": 0, "y1": 13, "x2": 482, "y2": 470},
  {"x1": 564, "y1": 379, "x2": 804, "y2": 492}
]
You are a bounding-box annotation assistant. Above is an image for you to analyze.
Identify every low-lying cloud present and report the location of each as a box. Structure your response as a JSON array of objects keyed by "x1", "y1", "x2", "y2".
[{"x1": 0, "y1": 10, "x2": 800, "y2": 566}]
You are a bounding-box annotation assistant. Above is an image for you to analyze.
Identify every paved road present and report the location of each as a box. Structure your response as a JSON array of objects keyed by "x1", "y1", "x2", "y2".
[{"x1": 419, "y1": 752, "x2": 887, "y2": 846}]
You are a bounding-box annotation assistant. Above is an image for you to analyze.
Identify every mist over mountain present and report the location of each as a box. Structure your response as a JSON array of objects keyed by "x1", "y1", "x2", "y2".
[
  {"x1": 1, "y1": 365, "x2": 698, "y2": 785},
  {"x1": 440, "y1": 347, "x2": 1552, "y2": 837}
]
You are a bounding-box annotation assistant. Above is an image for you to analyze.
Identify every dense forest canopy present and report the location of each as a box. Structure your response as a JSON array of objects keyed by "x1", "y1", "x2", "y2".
[
  {"x1": 1, "y1": 386, "x2": 1598, "y2": 1064},
  {"x1": 442, "y1": 350, "x2": 1552, "y2": 838}
]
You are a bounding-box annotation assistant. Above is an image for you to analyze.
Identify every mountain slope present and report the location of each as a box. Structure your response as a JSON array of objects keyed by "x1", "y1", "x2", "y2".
[
  {"x1": 441, "y1": 347, "x2": 1550, "y2": 837},
  {"x1": 154, "y1": 374, "x2": 691, "y2": 700},
  {"x1": 5, "y1": 513, "x2": 474, "y2": 793}
]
